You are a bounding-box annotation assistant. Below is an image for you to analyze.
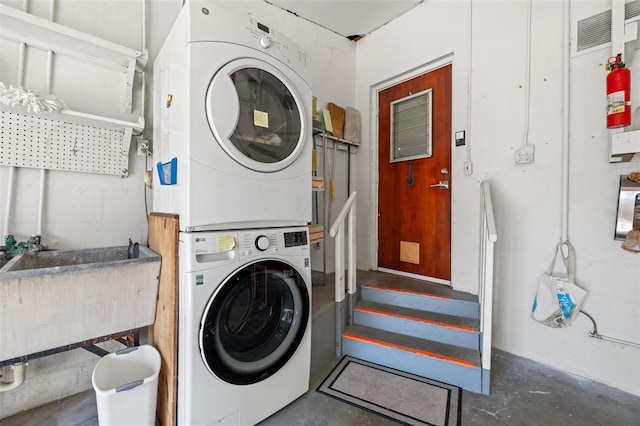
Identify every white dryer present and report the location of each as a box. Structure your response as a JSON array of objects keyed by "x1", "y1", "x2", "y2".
[
  {"x1": 153, "y1": 0, "x2": 312, "y2": 231},
  {"x1": 178, "y1": 226, "x2": 311, "y2": 425}
]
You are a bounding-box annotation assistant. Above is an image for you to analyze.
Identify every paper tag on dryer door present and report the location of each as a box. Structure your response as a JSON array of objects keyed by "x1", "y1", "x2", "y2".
[{"x1": 253, "y1": 110, "x2": 269, "y2": 128}]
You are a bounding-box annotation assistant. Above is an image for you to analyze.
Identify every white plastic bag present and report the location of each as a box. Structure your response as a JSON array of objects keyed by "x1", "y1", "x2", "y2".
[{"x1": 531, "y1": 242, "x2": 587, "y2": 328}]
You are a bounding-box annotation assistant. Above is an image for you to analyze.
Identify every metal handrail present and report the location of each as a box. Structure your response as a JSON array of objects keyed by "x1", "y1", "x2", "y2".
[
  {"x1": 329, "y1": 191, "x2": 357, "y2": 303},
  {"x1": 479, "y1": 181, "x2": 497, "y2": 379},
  {"x1": 329, "y1": 191, "x2": 357, "y2": 357},
  {"x1": 481, "y1": 182, "x2": 497, "y2": 243}
]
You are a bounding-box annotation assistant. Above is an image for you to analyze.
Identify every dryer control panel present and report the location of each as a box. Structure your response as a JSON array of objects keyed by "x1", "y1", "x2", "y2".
[
  {"x1": 183, "y1": 0, "x2": 310, "y2": 83},
  {"x1": 246, "y1": 18, "x2": 310, "y2": 80}
]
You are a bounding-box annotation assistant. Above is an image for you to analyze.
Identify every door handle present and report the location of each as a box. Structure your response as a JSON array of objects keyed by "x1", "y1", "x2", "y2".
[
  {"x1": 407, "y1": 161, "x2": 414, "y2": 187},
  {"x1": 430, "y1": 180, "x2": 449, "y2": 190}
]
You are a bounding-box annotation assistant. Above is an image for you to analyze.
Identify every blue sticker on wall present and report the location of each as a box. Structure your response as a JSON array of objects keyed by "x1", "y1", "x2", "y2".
[{"x1": 196, "y1": 275, "x2": 204, "y2": 286}]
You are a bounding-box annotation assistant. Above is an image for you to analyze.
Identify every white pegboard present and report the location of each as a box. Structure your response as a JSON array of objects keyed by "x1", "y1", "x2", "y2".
[{"x1": 0, "y1": 110, "x2": 130, "y2": 176}]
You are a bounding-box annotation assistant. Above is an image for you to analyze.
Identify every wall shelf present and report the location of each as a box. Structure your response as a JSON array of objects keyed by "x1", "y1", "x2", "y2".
[
  {"x1": 0, "y1": 6, "x2": 147, "y2": 176},
  {"x1": 313, "y1": 127, "x2": 360, "y2": 148},
  {"x1": 0, "y1": 5, "x2": 147, "y2": 114},
  {"x1": 611, "y1": 129, "x2": 640, "y2": 159},
  {"x1": 0, "y1": 5, "x2": 147, "y2": 72},
  {"x1": 311, "y1": 129, "x2": 357, "y2": 275},
  {"x1": 0, "y1": 104, "x2": 144, "y2": 133},
  {"x1": 0, "y1": 104, "x2": 142, "y2": 177}
]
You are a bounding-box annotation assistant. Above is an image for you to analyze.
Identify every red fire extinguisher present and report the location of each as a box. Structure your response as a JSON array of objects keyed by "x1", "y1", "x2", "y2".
[{"x1": 606, "y1": 53, "x2": 631, "y2": 129}]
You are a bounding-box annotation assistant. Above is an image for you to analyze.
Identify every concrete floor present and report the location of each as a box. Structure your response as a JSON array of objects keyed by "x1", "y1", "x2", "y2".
[
  {"x1": 262, "y1": 349, "x2": 640, "y2": 425},
  {"x1": 2, "y1": 348, "x2": 639, "y2": 425},
  {"x1": 2, "y1": 271, "x2": 640, "y2": 425}
]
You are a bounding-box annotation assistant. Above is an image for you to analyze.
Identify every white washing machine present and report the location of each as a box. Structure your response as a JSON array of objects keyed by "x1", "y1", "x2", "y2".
[
  {"x1": 178, "y1": 226, "x2": 312, "y2": 425},
  {"x1": 153, "y1": 1, "x2": 312, "y2": 231}
]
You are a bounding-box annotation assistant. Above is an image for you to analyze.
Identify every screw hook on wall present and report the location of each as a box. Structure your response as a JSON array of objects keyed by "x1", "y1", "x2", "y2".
[{"x1": 69, "y1": 138, "x2": 78, "y2": 156}]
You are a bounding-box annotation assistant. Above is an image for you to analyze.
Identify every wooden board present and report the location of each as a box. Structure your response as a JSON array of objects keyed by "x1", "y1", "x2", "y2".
[
  {"x1": 328, "y1": 102, "x2": 346, "y2": 139},
  {"x1": 148, "y1": 213, "x2": 179, "y2": 426}
]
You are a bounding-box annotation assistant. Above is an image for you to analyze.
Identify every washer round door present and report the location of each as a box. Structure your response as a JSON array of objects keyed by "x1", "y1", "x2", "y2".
[
  {"x1": 200, "y1": 259, "x2": 310, "y2": 385},
  {"x1": 206, "y1": 58, "x2": 307, "y2": 173}
]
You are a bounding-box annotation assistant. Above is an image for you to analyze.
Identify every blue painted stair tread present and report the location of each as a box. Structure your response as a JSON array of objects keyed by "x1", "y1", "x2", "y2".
[
  {"x1": 354, "y1": 300, "x2": 481, "y2": 350},
  {"x1": 356, "y1": 300, "x2": 480, "y2": 332},
  {"x1": 359, "y1": 278, "x2": 478, "y2": 303},
  {"x1": 360, "y1": 284, "x2": 480, "y2": 320},
  {"x1": 344, "y1": 324, "x2": 481, "y2": 369},
  {"x1": 346, "y1": 270, "x2": 488, "y2": 393}
]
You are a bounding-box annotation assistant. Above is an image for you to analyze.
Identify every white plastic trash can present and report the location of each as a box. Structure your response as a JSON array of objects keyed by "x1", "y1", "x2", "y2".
[{"x1": 92, "y1": 345, "x2": 161, "y2": 426}]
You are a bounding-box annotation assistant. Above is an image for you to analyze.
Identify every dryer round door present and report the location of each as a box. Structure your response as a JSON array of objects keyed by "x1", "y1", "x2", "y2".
[
  {"x1": 206, "y1": 58, "x2": 307, "y2": 172},
  {"x1": 200, "y1": 259, "x2": 310, "y2": 385}
]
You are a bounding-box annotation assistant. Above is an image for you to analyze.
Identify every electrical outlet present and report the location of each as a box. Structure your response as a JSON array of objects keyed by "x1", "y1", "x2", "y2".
[
  {"x1": 515, "y1": 144, "x2": 535, "y2": 164},
  {"x1": 137, "y1": 139, "x2": 148, "y2": 156},
  {"x1": 464, "y1": 161, "x2": 473, "y2": 175}
]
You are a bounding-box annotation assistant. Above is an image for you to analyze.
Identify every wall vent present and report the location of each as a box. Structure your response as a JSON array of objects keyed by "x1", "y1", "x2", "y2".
[
  {"x1": 626, "y1": 0, "x2": 640, "y2": 20},
  {"x1": 577, "y1": 9, "x2": 611, "y2": 52},
  {"x1": 576, "y1": 1, "x2": 640, "y2": 53}
]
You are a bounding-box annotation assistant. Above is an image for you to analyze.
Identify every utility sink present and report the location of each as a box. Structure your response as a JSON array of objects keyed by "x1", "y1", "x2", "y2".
[{"x1": 0, "y1": 246, "x2": 161, "y2": 362}]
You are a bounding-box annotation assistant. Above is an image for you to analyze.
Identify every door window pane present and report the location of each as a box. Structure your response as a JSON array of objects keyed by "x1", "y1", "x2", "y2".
[{"x1": 391, "y1": 89, "x2": 432, "y2": 162}]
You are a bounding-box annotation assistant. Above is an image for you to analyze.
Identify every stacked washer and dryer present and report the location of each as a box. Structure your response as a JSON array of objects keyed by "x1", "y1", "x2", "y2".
[{"x1": 153, "y1": 2, "x2": 313, "y2": 425}]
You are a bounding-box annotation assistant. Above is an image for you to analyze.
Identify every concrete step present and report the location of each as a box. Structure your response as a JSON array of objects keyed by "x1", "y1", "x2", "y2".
[
  {"x1": 354, "y1": 300, "x2": 480, "y2": 350},
  {"x1": 342, "y1": 324, "x2": 482, "y2": 393},
  {"x1": 360, "y1": 281, "x2": 480, "y2": 320}
]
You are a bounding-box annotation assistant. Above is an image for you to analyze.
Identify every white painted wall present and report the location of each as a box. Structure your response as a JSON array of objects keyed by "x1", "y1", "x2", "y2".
[
  {"x1": 3, "y1": 0, "x2": 637, "y2": 419},
  {"x1": 354, "y1": 0, "x2": 639, "y2": 397},
  {"x1": 0, "y1": 0, "x2": 354, "y2": 417}
]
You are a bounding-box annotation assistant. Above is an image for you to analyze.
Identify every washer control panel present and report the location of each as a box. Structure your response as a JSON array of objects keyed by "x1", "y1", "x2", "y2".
[
  {"x1": 184, "y1": 227, "x2": 309, "y2": 271},
  {"x1": 283, "y1": 230, "x2": 308, "y2": 248},
  {"x1": 239, "y1": 227, "x2": 309, "y2": 258}
]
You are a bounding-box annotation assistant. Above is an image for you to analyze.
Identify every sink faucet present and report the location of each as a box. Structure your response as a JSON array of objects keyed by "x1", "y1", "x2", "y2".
[{"x1": 1, "y1": 234, "x2": 46, "y2": 260}]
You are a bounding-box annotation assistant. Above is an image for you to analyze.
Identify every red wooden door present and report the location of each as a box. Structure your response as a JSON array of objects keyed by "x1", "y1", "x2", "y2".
[{"x1": 378, "y1": 65, "x2": 452, "y2": 280}]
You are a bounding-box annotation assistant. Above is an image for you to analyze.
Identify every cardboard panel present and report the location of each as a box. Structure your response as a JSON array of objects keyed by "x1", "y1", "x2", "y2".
[{"x1": 400, "y1": 241, "x2": 420, "y2": 264}]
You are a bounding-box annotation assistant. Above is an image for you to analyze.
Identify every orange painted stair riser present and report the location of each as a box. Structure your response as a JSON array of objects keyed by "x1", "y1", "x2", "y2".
[
  {"x1": 343, "y1": 333, "x2": 477, "y2": 369},
  {"x1": 356, "y1": 307, "x2": 476, "y2": 333}
]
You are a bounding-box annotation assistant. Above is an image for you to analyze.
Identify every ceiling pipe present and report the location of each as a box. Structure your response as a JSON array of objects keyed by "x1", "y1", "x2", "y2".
[
  {"x1": 465, "y1": 0, "x2": 473, "y2": 168},
  {"x1": 37, "y1": 0, "x2": 56, "y2": 238},
  {"x1": 4, "y1": 0, "x2": 29, "y2": 239},
  {"x1": 141, "y1": 0, "x2": 147, "y2": 121},
  {"x1": 561, "y1": 0, "x2": 570, "y2": 243},
  {"x1": 3, "y1": 167, "x2": 15, "y2": 238}
]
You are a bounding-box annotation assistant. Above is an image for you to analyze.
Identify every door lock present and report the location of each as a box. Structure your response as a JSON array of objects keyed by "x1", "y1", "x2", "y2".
[{"x1": 430, "y1": 180, "x2": 449, "y2": 190}]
